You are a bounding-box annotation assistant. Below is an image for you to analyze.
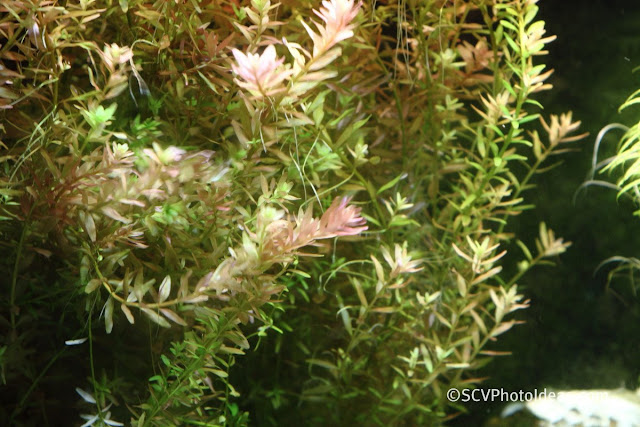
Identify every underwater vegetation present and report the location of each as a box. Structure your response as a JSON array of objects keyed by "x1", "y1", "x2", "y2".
[{"x1": 2, "y1": 0, "x2": 619, "y2": 425}]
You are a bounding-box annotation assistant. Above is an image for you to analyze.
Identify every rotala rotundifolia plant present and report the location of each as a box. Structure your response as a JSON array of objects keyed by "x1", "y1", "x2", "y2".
[{"x1": 0, "y1": 0, "x2": 583, "y2": 425}]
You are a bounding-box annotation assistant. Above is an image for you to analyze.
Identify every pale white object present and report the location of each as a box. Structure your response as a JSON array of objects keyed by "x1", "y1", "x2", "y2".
[{"x1": 502, "y1": 388, "x2": 640, "y2": 426}]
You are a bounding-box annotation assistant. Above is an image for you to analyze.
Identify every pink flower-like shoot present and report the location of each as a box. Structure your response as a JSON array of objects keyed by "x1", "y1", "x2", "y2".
[
  {"x1": 231, "y1": 45, "x2": 292, "y2": 97},
  {"x1": 320, "y1": 196, "x2": 368, "y2": 237},
  {"x1": 305, "y1": 0, "x2": 362, "y2": 56}
]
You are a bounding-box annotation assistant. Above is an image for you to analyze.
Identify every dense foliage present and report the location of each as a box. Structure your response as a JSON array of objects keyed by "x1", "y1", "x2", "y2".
[{"x1": 0, "y1": 0, "x2": 583, "y2": 425}]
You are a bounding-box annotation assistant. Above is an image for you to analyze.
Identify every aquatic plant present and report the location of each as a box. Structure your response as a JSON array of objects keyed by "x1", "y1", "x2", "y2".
[
  {"x1": 582, "y1": 70, "x2": 640, "y2": 302},
  {"x1": 0, "y1": 0, "x2": 582, "y2": 424}
]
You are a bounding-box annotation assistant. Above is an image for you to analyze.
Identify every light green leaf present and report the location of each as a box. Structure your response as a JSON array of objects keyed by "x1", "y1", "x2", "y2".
[
  {"x1": 377, "y1": 173, "x2": 408, "y2": 195},
  {"x1": 85, "y1": 279, "x2": 101, "y2": 294},
  {"x1": 158, "y1": 275, "x2": 171, "y2": 303},
  {"x1": 121, "y1": 303, "x2": 135, "y2": 324},
  {"x1": 105, "y1": 297, "x2": 114, "y2": 334},
  {"x1": 141, "y1": 308, "x2": 171, "y2": 328},
  {"x1": 160, "y1": 308, "x2": 187, "y2": 326}
]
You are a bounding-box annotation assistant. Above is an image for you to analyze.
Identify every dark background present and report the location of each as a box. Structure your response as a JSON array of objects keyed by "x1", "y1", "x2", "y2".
[{"x1": 456, "y1": 1, "x2": 640, "y2": 425}]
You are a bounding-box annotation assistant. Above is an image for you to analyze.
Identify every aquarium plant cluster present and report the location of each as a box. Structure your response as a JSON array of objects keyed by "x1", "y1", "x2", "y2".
[{"x1": 0, "y1": 0, "x2": 585, "y2": 425}]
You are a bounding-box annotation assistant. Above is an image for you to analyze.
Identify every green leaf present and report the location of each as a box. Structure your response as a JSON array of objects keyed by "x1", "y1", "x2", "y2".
[
  {"x1": 290, "y1": 269, "x2": 311, "y2": 278},
  {"x1": 495, "y1": 24, "x2": 504, "y2": 44},
  {"x1": 352, "y1": 278, "x2": 368, "y2": 307},
  {"x1": 160, "y1": 308, "x2": 187, "y2": 326},
  {"x1": 525, "y1": 99, "x2": 544, "y2": 108},
  {"x1": 160, "y1": 354, "x2": 171, "y2": 367},
  {"x1": 516, "y1": 240, "x2": 533, "y2": 261},
  {"x1": 336, "y1": 293, "x2": 353, "y2": 336},
  {"x1": 328, "y1": 108, "x2": 355, "y2": 128},
  {"x1": 518, "y1": 113, "x2": 540, "y2": 124},
  {"x1": 500, "y1": 20, "x2": 518, "y2": 32},
  {"x1": 361, "y1": 213, "x2": 380, "y2": 227},
  {"x1": 85, "y1": 279, "x2": 101, "y2": 294},
  {"x1": 377, "y1": 173, "x2": 408, "y2": 195},
  {"x1": 335, "y1": 117, "x2": 368, "y2": 148},
  {"x1": 371, "y1": 306, "x2": 396, "y2": 313},
  {"x1": 81, "y1": 211, "x2": 96, "y2": 242},
  {"x1": 208, "y1": 368, "x2": 229, "y2": 378},
  {"x1": 503, "y1": 33, "x2": 520, "y2": 54},
  {"x1": 388, "y1": 216, "x2": 418, "y2": 228},
  {"x1": 459, "y1": 193, "x2": 477, "y2": 210},
  {"x1": 220, "y1": 345, "x2": 245, "y2": 355},
  {"x1": 504, "y1": 154, "x2": 528, "y2": 162},
  {"x1": 510, "y1": 138, "x2": 533, "y2": 146},
  {"x1": 141, "y1": 308, "x2": 171, "y2": 328},
  {"x1": 105, "y1": 298, "x2": 114, "y2": 334},
  {"x1": 0, "y1": 87, "x2": 19, "y2": 100},
  {"x1": 197, "y1": 70, "x2": 219, "y2": 94},
  {"x1": 121, "y1": 304, "x2": 135, "y2": 324},
  {"x1": 306, "y1": 358, "x2": 338, "y2": 371},
  {"x1": 158, "y1": 275, "x2": 171, "y2": 303},
  {"x1": 524, "y1": 7, "x2": 540, "y2": 25},
  {"x1": 488, "y1": 124, "x2": 505, "y2": 137}
]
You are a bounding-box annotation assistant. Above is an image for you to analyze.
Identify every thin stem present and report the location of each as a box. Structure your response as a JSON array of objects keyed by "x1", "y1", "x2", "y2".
[
  {"x1": 88, "y1": 314, "x2": 103, "y2": 416},
  {"x1": 8, "y1": 346, "x2": 68, "y2": 423},
  {"x1": 10, "y1": 204, "x2": 34, "y2": 334}
]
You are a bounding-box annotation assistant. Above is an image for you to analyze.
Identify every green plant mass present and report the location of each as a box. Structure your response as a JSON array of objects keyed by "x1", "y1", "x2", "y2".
[{"x1": 0, "y1": 0, "x2": 589, "y2": 425}]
